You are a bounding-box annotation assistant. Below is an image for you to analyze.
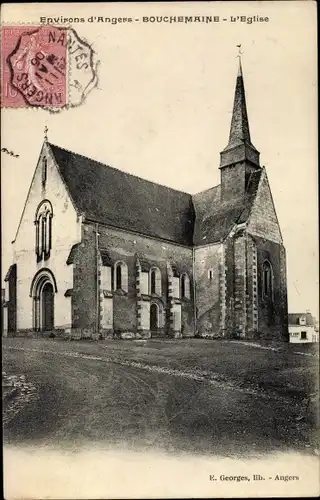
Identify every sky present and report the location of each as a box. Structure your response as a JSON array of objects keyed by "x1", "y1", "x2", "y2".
[{"x1": 1, "y1": 2, "x2": 318, "y2": 317}]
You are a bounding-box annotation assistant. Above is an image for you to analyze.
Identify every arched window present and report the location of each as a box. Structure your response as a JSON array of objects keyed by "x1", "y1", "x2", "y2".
[
  {"x1": 114, "y1": 261, "x2": 128, "y2": 292},
  {"x1": 149, "y1": 267, "x2": 161, "y2": 295},
  {"x1": 262, "y1": 261, "x2": 273, "y2": 299},
  {"x1": 35, "y1": 200, "x2": 53, "y2": 262},
  {"x1": 181, "y1": 273, "x2": 190, "y2": 299},
  {"x1": 116, "y1": 264, "x2": 122, "y2": 290},
  {"x1": 150, "y1": 270, "x2": 156, "y2": 295}
]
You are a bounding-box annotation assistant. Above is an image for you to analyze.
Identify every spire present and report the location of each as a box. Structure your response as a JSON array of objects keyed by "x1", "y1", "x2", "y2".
[
  {"x1": 220, "y1": 56, "x2": 260, "y2": 169},
  {"x1": 237, "y1": 55, "x2": 243, "y2": 77},
  {"x1": 227, "y1": 56, "x2": 251, "y2": 147}
]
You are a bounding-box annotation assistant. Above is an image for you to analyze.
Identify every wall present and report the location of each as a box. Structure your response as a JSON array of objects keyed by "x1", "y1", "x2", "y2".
[
  {"x1": 223, "y1": 236, "x2": 235, "y2": 336},
  {"x1": 246, "y1": 168, "x2": 288, "y2": 340},
  {"x1": 71, "y1": 224, "x2": 98, "y2": 335},
  {"x1": 253, "y1": 235, "x2": 288, "y2": 340},
  {"x1": 246, "y1": 235, "x2": 258, "y2": 337},
  {"x1": 90, "y1": 223, "x2": 194, "y2": 337},
  {"x1": 279, "y1": 245, "x2": 289, "y2": 337},
  {"x1": 289, "y1": 325, "x2": 318, "y2": 343},
  {"x1": 220, "y1": 162, "x2": 246, "y2": 202},
  {"x1": 247, "y1": 169, "x2": 282, "y2": 244},
  {"x1": 12, "y1": 142, "x2": 81, "y2": 331},
  {"x1": 140, "y1": 301, "x2": 150, "y2": 330},
  {"x1": 194, "y1": 242, "x2": 222, "y2": 336},
  {"x1": 233, "y1": 233, "x2": 247, "y2": 338},
  {"x1": 101, "y1": 298, "x2": 113, "y2": 330},
  {"x1": 223, "y1": 230, "x2": 256, "y2": 340},
  {"x1": 100, "y1": 266, "x2": 113, "y2": 331},
  {"x1": 223, "y1": 230, "x2": 287, "y2": 341},
  {"x1": 220, "y1": 161, "x2": 258, "y2": 202}
]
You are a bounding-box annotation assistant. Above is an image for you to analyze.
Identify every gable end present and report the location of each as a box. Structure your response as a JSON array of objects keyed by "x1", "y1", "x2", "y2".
[{"x1": 247, "y1": 168, "x2": 283, "y2": 244}]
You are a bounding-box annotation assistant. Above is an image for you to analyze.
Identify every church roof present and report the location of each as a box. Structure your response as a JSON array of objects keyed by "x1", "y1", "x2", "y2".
[
  {"x1": 193, "y1": 169, "x2": 262, "y2": 245},
  {"x1": 49, "y1": 143, "x2": 195, "y2": 246},
  {"x1": 66, "y1": 243, "x2": 81, "y2": 265},
  {"x1": 49, "y1": 143, "x2": 262, "y2": 247},
  {"x1": 4, "y1": 264, "x2": 16, "y2": 281}
]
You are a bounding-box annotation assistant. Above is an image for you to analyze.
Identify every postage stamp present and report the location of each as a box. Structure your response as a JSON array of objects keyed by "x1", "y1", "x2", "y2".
[{"x1": 1, "y1": 25, "x2": 97, "y2": 110}]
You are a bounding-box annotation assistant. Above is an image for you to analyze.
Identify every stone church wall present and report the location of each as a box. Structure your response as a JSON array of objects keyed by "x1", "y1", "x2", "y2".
[
  {"x1": 233, "y1": 233, "x2": 247, "y2": 338},
  {"x1": 253, "y1": 235, "x2": 288, "y2": 340},
  {"x1": 245, "y1": 168, "x2": 288, "y2": 340},
  {"x1": 71, "y1": 224, "x2": 98, "y2": 337},
  {"x1": 76, "y1": 222, "x2": 195, "y2": 338},
  {"x1": 279, "y1": 245, "x2": 289, "y2": 340},
  {"x1": 245, "y1": 236, "x2": 258, "y2": 338},
  {"x1": 12, "y1": 142, "x2": 81, "y2": 332},
  {"x1": 194, "y1": 243, "x2": 223, "y2": 337},
  {"x1": 221, "y1": 231, "x2": 288, "y2": 342}
]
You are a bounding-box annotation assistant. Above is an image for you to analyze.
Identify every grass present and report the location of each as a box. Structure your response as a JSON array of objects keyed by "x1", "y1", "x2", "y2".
[{"x1": 2, "y1": 337, "x2": 319, "y2": 457}]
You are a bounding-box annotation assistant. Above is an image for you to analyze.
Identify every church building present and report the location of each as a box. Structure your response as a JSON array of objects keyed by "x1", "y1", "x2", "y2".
[{"x1": 4, "y1": 61, "x2": 288, "y2": 341}]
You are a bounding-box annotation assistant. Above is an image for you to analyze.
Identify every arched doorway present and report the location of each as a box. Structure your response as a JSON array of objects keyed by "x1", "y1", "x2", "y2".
[
  {"x1": 30, "y1": 269, "x2": 57, "y2": 332},
  {"x1": 42, "y1": 282, "x2": 54, "y2": 331},
  {"x1": 150, "y1": 303, "x2": 159, "y2": 332}
]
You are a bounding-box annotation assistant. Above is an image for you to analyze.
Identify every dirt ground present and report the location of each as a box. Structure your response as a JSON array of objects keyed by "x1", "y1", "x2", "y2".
[{"x1": 2, "y1": 337, "x2": 319, "y2": 458}]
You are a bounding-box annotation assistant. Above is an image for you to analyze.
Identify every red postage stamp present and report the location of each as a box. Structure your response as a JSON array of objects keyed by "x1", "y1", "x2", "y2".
[{"x1": 1, "y1": 25, "x2": 97, "y2": 109}]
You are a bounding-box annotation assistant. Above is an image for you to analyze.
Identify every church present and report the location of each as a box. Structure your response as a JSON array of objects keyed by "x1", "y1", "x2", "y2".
[{"x1": 4, "y1": 61, "x2": 289, "y2": 341}]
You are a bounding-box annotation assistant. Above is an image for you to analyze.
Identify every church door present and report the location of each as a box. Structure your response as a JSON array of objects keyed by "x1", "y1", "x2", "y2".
[
  {"x1": 150, "y1": 303, "x2": 158, "y2": 332},
  {"x1": 42, "y1": 282, "x2": 54, "y2": 331}
]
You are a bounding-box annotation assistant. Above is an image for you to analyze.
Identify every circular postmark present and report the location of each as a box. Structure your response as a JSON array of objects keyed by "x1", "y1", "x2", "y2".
[{"x1": 3, "y1": 25, "x2": 98, "y2": 110}]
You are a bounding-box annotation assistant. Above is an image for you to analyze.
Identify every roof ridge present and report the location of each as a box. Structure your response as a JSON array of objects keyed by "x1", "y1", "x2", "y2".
[
  {"x1": 48, "y1": 142, "x2": 193, "y2": 197},
  {"x1": 289, "y1": 312, "x2": 311, "y2": 316},
  {"x1": 193, "y1": 184, "x2": 220, "y2": 196}
]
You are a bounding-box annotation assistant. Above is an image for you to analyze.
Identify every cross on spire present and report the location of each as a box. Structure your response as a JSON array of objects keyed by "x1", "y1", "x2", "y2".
[{"x1": 44, "y1": 126, "x2": 48, "y2": 142}]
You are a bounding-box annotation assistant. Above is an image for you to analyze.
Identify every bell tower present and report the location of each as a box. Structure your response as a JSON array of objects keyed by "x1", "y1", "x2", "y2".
[{"x1": 220, "y1": 58, "x2": 261, "y2": 202}]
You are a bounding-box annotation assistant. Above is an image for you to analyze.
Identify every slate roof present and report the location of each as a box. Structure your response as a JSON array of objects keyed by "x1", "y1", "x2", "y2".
[
  {"x1": 66, "y1": 243, "x2": 81, "y2": 265},
  {"x1": 4, "y1": 264, "x2": 16, "y2": 281},
  {"x1": 192, "y1": 169, "x2": 262, "y2": 245},
  {"x1": 49, "y1": 143, "x2": 263, "y2": 247},
  {"x1": 50, "y1": 144, "x2": 194, "y2": 246},
  {"x1": 288, "y1": 313, "x2": 315, "y2": 326}
]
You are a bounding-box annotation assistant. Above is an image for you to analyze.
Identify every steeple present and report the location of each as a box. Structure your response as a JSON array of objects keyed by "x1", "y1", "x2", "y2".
[{"x1": 220, "y1": 57, "x2": 260, "y2": 169}]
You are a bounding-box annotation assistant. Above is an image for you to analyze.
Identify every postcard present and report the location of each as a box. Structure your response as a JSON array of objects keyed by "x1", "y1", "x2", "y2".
[{"x1": 1, "y1": 1, "x2": 319, "y2": 498}]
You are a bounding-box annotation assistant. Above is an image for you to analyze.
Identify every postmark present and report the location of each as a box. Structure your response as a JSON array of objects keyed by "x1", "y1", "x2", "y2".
[{"x1": 1, "y1": 25, "x2": 98, "y2": 110}]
